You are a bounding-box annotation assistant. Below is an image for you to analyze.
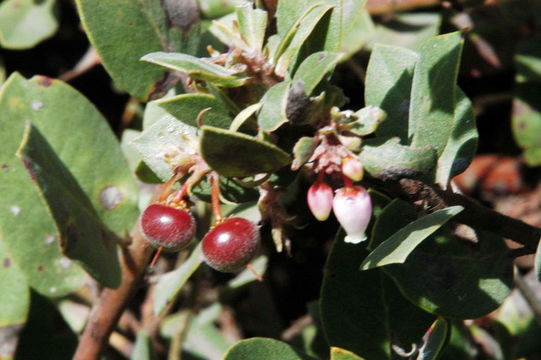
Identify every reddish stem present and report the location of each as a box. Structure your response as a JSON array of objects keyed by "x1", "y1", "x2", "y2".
[
  {"x1": 246, "y1": 263, "x2": 263, "y2": 282},
  {"x1": 159, "y1": 168, "x2": 185, "y2": 203},
  {"x1": 169, "y1": 182, "x2": 189, "y2": 207},
  {"x1": 343, "y1": 174, "x2": 354, "y2": 189},
  {"x1": 210, "y1": 173, "x2": 223, "y2": 223},
  {"x1": 149, "y1": 246, "x2": 163, "y2": 268}
]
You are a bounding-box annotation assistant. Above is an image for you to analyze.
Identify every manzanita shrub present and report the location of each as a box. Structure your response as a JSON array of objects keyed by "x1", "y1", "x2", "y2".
[{"x1": 2, "y1": 0, "x2": 541, "y2": 359}]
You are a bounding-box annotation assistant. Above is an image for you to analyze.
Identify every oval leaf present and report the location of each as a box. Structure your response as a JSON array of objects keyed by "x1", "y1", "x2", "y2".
[
  {"x1": 359, "y1": 138, "x2": 437, "y2": 180},
  {"x1": 0, "y1": 0, "x2": 58, "y2": 49},
  {"x1": 365, "y1": 44, "x2": 418, "y2": 142},
  {"x1": 75, "y1": 0, "x2": 166, "y2": 100},
  {"x1": 132, "y1": 116, "x2": 198, "y2": 182},
  {"x1": 236, "y1": 3, "x2": 267, "y2": 51},
  {"x1": 373, "y1": 200, "x2": 513, "y2": 319},
  {"x1": 410, "y1": 32, "x2": 464, "y2": 155},
  {"x1": 330, "y1": 347, "x2": 366, "y2": 360},
  {"x1": 258, "y1": 81, "x2": 291, "y2": 132},
  {"x1": 223, "y1": 337, "x2": 315, "y2": 360},
  {"x1": 17, "y1": 123, "x2": 121, "y2": 288},
  {"x1": 417, "y1": 317, "x2": 449, "y2": 360},
  {"x1": 360, "y1": 206, "x2": 464, "y2": 270},
  {"x1": 141, "y1": 52, "x2": 248, "y2": 87},
  {"x1": 156, "y1": 93, "x2": 232, "y2": 128},
  {"x1": 320, "y1": 229, "x2": 435, "y2": 360},
  {"x1": 293, "y1": 52, "x2": 343, "y2": 95},
  {"x1": 436, "y1": 88, "x2": 478, "y2": 188},
  {"x1": 0, "y1": 73, "x2": 137, "y2": 296},
  {"x1": 200, "y1": 125, "x2": 291, "y2": 177}
]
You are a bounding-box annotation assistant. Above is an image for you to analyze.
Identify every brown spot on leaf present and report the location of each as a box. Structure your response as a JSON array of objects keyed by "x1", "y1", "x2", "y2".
[
  {"x1": 60, "y1": 221, "x2": 78, "y2": 254},
  {"x1": 21, "y1": 158, "x2": 37, "y2": 181},
  {"x1": 37, "y1": 265, "x2": 44, "y2": 272},
  {"x1": 318, "y1": 52, "x2": 327, "y2": 61},
  {"x1": 1, "y1": 164, "x2": 8, "y2": 172},
  {"x1": 36, "y1": 76, "x2": 53, "y2": 87},
  {"x1": 3, "y1": 258, "x2": 11, "y2": 268}
]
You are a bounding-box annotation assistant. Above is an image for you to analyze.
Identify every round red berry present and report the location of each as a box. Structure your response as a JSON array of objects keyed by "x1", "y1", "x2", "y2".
[
  {"x1": 202, "y1": 217, "x2": 260, "y2": 272},
  {"x1": 140, "y1": 204, "x2": 196, "y2": 251}
]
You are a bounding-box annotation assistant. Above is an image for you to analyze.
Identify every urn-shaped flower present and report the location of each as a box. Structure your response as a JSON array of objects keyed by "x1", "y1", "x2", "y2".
[
  {"x1": 332, "y1": 186, "x2": 372, "y2": 243},
  {"x1": 307, "y1": 181, "x2": 334, "y2": 221}
]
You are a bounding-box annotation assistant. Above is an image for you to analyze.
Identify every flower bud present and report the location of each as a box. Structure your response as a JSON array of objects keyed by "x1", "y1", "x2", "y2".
[
  {"x1": 307, "y1": 181, "x2": 334, "y2": 221},
  {"x1": 342, "y1": 156, "x2": 363, "y2": 181},
  {"x1": 333, "y1": 186, "x2": 372, "y2": 244}
]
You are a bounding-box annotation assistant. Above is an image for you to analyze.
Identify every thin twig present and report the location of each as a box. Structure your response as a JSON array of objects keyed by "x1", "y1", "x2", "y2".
[
  {"x1": 390, "y1": 179, "x2": 541, "y2": 249},
  {"x1": 73, "y1": 226, "x2": 154, "y2": 360}
]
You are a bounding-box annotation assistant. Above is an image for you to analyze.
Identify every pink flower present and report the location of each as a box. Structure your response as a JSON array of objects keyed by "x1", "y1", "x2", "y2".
[
  {"x1": 333, "y1": 186, "x2": 372, "y2": 243},
  {"x1": 342, "y1": 156, "x2": 363, "y2": 181},
  {"x1": 307, "y1": 181, "x2": 334, "y2": 221}
]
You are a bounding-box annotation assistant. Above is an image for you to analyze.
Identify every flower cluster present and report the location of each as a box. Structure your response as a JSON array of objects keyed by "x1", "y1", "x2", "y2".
[{"x1": 306, "y1": 128, "x2": 372, "y2": 244}]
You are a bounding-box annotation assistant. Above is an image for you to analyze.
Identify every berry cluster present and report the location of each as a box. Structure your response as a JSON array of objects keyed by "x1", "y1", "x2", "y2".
[{"x1": 140, "y1": 172, "x2": 260, "y2": 274}]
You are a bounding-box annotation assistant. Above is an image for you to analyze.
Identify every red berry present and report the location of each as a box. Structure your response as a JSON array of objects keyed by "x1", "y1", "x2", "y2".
[
  {"x1": 202, "y1": 217, "x2": 260, "y2": 272},
  {"x1": 140, "y1": 204, "x2": 196, "y2": 251}
]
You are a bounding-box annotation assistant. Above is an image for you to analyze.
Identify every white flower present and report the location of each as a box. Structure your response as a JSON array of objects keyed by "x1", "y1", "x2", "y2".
[{"x1": 333, "y1": 186, "x2": 372, "y2": 244}]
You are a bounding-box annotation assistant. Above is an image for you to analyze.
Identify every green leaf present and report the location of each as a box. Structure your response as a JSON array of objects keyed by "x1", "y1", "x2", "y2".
[
  {"x1": 156, "y1": 93, "x2": 232, "y2": 128},
  {"x1": 120, "y1": 129, "x2": 143, "y2": 172},
  {"x1": 209, "y1": 13, "x2": 247, "y2": 50},
  {"x1": 293, "y1": 52, "x2": 343, "y2": 95},
  {"x1": 275, "y1": 1, "x2": 311, "y2": 40},
  {"x1": 223, "y1": 337, "x2": 315, "y2": 360},
  {"x1": 17, "y1": 123, "x2": 121, "y2": 288},
  {"x1": 370, "y1": 13, "x2": 441, "y2": 51},
  {"x1": 373, "y1": 200, "x2": 513, "y2": 319},
  {"x1": 229, "y1": 103, "x2": 261, "y2": 132},
  {"x1": 365, "y1": 44, "x2": 418, "y2": 142},
  {"x1": 200, "y1": 125, "x2": 291, "y2": 177},
  {"x1": 132, "y1": 116, "x2": 198, "y2": 182},
  {"x1": 75, "y1": 0, "x2": 165, "y2": 100},
  {"x1": 348, "y1": 106, "x2": 386, "y2": 136},
  {"x1": 338, "y1": 2, "x2": 374, "y2": 57},
  {"x1": 359, "y1": 138, "x2": 437, "y2": 180},
  {"x1": 141, "y1": 52, "x2": 248, "y2": 87},
  {"x1": 191, "y1": 177, "x2": 259, "y2": 203},
  {"x1": 435, "y1": 88, "x2": 478, "y2": 187},
  {"x1": 131, "y1": 331, "x2": 156, "y2": 360},
  {"x1": 320, "y1": 230, "x2": 435, "y2": 360},
  {"x1": 360, "y1": 206, "x2": 463, "y2": 270},
  {"x1": 410, "y1": 32, "x2": 464, "y2": 155},
  {"x1": 330, "y1": 347, "x2": 366, "y2": 360},
  {"x1": 153, "y1": 244, "x2": 203, "y2": 315},
  {"x1": 418, "y1": 318, "x2": 450, "y2": 360},
  {"x1": 258, "y1": 81, "x2": 291, "y2": 131},
  {"x1": 0, "y1": 241, "x2": 29, "y2": 360},
  {"x1": 0, "y1": 0, "x2": 58, "y2": 50},
  {"x1": 0, "y1": 240, "x2": 29, "y2": 328},
  {"x1": 512, "y1": 38, "x2": 541, "y2": 166},
  {"x1": 226, "y1": 255, "x2": 268, "y2": 290},
  {"x1": 291, "y1": 136, "x2": 317, "y2": 171},
  {"x1": 236, "y1": 3, "x2": 267, "y2": 51},
  {"x1": 198, "y1": 0, "x2": 244, "y2": 19},
  {"x1": 274, "y1": 4, "x2": 334, "y2": 76},
  {"x1": 0, "y1": 73, "x2": 137, "y2": 296}
]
